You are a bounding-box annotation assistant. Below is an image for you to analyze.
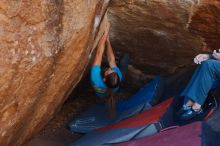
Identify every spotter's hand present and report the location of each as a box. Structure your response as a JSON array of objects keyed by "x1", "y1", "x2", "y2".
[
  {"x1": 212, "y1": 49, "x2": 220, "y2": 60},
  {"x1": 194, "y1": 54, "x2": 210, "y2": 64}
]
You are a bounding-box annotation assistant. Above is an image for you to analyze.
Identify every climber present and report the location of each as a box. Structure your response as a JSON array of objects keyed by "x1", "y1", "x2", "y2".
[
  {"x1": 177, "y1": 49, "x2": 220, "y2": 120},
  {"x1": 90, "y1": 26, "x2": 129, "y2": 115}
]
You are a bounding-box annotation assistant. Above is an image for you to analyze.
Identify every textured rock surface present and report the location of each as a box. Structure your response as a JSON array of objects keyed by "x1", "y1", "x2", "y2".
[
  {"x1": 0, "y1": 0, "x2": 109, "y2": 145},
  {"x1": 1, "y1": 0, "x2": 220, "y2": 145},
  {"x1": 109, "y1": 0, "x2": 220, "y2": 75}
]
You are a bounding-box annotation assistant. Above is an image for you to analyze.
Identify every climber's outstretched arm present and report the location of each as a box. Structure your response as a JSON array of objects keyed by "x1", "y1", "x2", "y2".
[
  {"x1": 106, "y1": 36, "x2": 117, "y2": 67},
  {"x1": 92, "y1": 32, "x2": 108, "y2": 66}
]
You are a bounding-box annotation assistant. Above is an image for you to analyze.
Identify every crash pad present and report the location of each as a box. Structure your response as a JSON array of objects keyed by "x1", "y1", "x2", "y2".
[
  {"x1": 69, "y1": 98, "x2": 173, "y2": 146},
  {"x1": 68, "y1": 76, "x2": 160, "y2": 133},
  {"x1": 115, "y1": 122, "x2": 202, "y2": 146}
]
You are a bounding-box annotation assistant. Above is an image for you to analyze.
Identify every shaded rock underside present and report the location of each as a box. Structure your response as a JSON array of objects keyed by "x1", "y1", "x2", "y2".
[{"x1": 0, "y1": 0, "x2": 219, "y2": 145}]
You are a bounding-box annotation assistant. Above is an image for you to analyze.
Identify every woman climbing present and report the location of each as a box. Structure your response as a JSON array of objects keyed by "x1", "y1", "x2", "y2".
[{"x1": 90, "y1": 25, "x2": 129, "y2": 116}]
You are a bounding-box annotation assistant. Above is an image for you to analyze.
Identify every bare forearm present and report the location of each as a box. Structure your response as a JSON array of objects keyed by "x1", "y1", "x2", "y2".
[
  {"x1": 106, "y1": 40, "x2": 116, "y2": 67},
  {"x1": 93, "y1": 36, "x2": 106, "y2": 65},
  {"x1": 107, "y1": 44, "x2": 115, "y2": 60}
]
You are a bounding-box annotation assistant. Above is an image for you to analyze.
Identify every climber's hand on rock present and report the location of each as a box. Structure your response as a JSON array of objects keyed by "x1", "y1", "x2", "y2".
[
  {"x1": 102, "y1": 27, "x2": 109, "y2": 42},
  {"x1": 194, "y1": 54, "x2": 210, "y2": 64},
  {"x1": 107, "y1": 34, "x2": 111, "y2": 44},
  {"x1": 212, "y1": 50, "x2": 220, "y2": 60},
  {"x1": 105, "y1": 21, "x2": 110, "y2": 35},
  {"x1": 98, "y1": 32, "x2": 108, "y2": 47}
]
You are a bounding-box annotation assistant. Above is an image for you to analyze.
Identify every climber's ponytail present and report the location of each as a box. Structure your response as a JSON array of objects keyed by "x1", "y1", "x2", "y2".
[{"x1": 107, "y1": 90, "x2": 116, "y2": 117}]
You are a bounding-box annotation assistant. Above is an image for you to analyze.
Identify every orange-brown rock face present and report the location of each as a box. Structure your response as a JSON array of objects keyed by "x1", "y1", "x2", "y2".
[
  {"x1": 0, "y1": 0, "x2": 220, "y2": 145},
  {"x1": 109, "y1": 0, "x2": 220, "y2": 75},
  {"x1": 0, "y1": 0, "x2": 109, "y2": 145}
]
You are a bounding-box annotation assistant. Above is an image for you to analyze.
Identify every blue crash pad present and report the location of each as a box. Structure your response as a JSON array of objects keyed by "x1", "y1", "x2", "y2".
[{"x1": 68, "y1": 76, "x2": 160, "y2": 133}]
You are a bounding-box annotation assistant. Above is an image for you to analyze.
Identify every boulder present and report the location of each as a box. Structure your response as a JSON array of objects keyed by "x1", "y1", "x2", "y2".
[
  {"x1": 109, "y1": 0, "x2": 220, "y2": 75},
  {"x1": 0, "y1": 0, "x2": 109, "y2": 145},
  {"x1": 1, "y1": 0, "x2": 220, "y2": 145}
]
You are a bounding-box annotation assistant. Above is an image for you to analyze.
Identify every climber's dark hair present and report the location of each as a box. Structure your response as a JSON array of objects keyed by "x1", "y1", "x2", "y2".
[
  {"x1": 105, "y1": 72, "x2": 120, "y2": 88},
  {"x1": 103, "y1": 71, "x2": 120, "y2": 117},
  {"x1": 107, "y1": 89, "x2": 116, "y2": 117}
]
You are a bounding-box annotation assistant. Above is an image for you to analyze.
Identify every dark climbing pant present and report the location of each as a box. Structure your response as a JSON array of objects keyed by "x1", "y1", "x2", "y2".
[
  {"x1": 118, "y1": 53, "x2": 130, "y2": 81},
  {"x1": 181, "y1": 59, "x2": 220, "y2": 105}
]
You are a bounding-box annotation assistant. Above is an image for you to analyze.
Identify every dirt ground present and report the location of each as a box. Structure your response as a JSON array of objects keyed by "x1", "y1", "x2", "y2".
[{"x1": 26, "y1": 75, "x2": 100, "y2": 146}]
